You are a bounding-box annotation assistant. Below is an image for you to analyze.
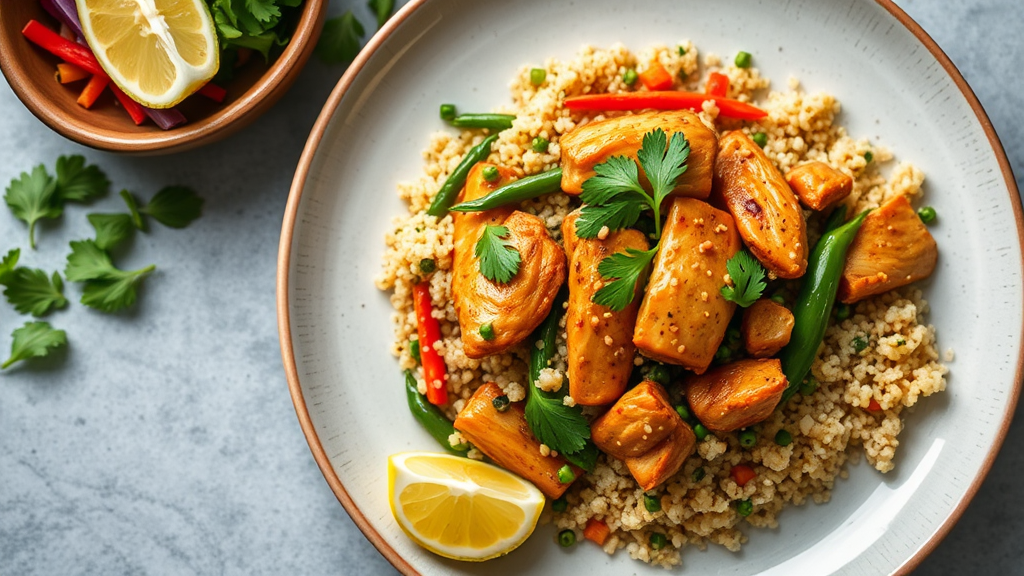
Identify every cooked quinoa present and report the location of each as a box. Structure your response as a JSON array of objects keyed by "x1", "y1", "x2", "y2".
[{"x1": 375, "y1": 42, "x2": 947, "y2": 567}]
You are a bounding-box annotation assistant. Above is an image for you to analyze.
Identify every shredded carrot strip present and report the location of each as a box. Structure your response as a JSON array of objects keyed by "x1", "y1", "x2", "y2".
[
  {"x1": 57, "y1": 62, "x2": 90, "y2": 84},
  {"x1": 583, "y1": 518, "x2": 610, "y2": 546},
  {"x1": 77, "y1": 74, "x2": 109, "y2": 109}
]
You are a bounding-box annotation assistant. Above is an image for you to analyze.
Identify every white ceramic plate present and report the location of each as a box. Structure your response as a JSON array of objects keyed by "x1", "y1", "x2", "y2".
[{"x1": 278, "y1": 0, "x2": 1023, "y2": 574}]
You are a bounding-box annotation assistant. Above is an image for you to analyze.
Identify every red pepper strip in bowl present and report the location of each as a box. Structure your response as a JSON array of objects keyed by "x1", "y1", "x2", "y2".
[
  {"x1": 564, "y1": 91, "x2": 768, "y2": 121},
  {"x1": 22, "y1": 20, "x2": 106, "y2": 77},
  {"x1": 413, "y1": 282, "x2": 449, "y2": 406}
]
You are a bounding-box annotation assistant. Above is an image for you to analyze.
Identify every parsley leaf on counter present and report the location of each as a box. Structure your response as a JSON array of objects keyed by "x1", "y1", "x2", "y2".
[
  {"x1": 55, "y1": 155, "x2": 109, "y2": 203},
  {"x1": 720, "y1": 251, "x2": 767, "y2": 307},
  {"x1": 65, "y1": 240, "x2": 155, "y2": 313},
  {"x1": 592, "y1": 247, "x2": 657, "y2": 312},
  {"x1": 368, "y1": 0, "x2": 395, "y2": 29},
  {"x1": 1, "y1": 268, "x2": 67, "y2": 317},
  {"x1": 2, "y1": 321, "x2": 66, "y2": 370},
  {"x1": 475, "y1": 225, "x2": 521, "y2": 283},
  {"x1": 315, "y1": 11, "x2": 365, "y2": 64},
  {"x1": 139, "y1": 186, "x2": 204, "y2": 229},
  {"x1": 88, "y1": 214, "x2": 135, "y2": 250},
  {"x1": 4, "y1": 165, "x2": 61, "y2": 249}
]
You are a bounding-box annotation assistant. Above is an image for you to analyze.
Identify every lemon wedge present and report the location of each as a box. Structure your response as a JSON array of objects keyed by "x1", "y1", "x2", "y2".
[
  {"x1": 388, "y1": 452, "x2": 545, "y2": 561},
  {"x1": 76, "y1": 0, "x2": 219, "y2": 109}
]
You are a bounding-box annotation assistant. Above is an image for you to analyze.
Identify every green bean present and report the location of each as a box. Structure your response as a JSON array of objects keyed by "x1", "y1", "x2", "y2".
[
  {"x1": 822, "y1": 204, "x2": 848, "y2": 234},
  {"x1": 404, "y1": 370, "x2": 468, "y2": 456},
  {"x1": 777, "y1": 210, "x2": 871, "y2": 404},
  {"x1": 450, "y1": 168, "x2": 563, "y2": 213},
  {"x1": 449, "y1": 113, "x2": 516, "y2": 130},
  {"x1": 425, "y1": 134, "x2": 498, "y2": 217}
]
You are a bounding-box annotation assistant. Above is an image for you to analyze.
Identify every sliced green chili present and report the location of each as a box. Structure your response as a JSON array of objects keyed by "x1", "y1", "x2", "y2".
[
  {"x1": 777, "y1": 209, "x2": 871, "y2": 404},
  {"x1": 404, "y1": 370, "x2": 468, "y2": 456},
  {"x1": 449, "y1": 113, "x2": 516, "y2": 130},
  {"x1": 450, "y1": 168, "x2": 563, "y2": 212},
  {"x1": 425, "y1": 134, "x2": 499, "y2": 217}
]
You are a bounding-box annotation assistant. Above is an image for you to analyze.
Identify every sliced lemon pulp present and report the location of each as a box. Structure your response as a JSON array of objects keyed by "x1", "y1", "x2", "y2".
[
  {"x1": 76, "y1": 0, "x2": 219, "y2": 109},
  {"x1": 388, "y1": 452, "x2": 545, "y2": 561}
]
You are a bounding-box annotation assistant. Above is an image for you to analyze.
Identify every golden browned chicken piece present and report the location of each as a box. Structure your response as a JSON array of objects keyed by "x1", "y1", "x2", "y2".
[
  {"x1": 838, "y1": 194, "x2": 938, "y2": 304},
  {"x1": 561, "y1": 210, "x2": 648, "y2": 405},
  {"x1": 624, "y1": 424, "x2": 697, "y2": 491},
  {"x1": 454, "y1": 383, "x2": 578, "y2": 499},
  {"x1": 741, "y1": 299, "x2": 795, "y2": 358},
  {"x1": 590, "y1": 381, "x2": 679, "y2": 460},
  {"x1": 785, "y1": 161, "x2": 853, "y2": 211},
  {"x1": 633, "y1": 198, "x2": 740, "y2": 373},
  {"x1": 685, "y1": 358, "x2": 787, "y2": 433},
  {"x1": 713, "y1": 131, "x2": 808, "y2": 279},
  {"x1": 559, "y1": 110, "x2": 718, "y2": 197},
  {"x1": 452, "y1": 164, "x2": 567, "y2": 358}
]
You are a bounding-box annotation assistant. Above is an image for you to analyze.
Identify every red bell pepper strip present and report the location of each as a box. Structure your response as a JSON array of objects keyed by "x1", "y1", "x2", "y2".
[
  {"x1": 197, "y1": 82, "x2": 227, "y2": 103},
  {"x1": 730, "y1": 463, "x2": 757, "y2": 487},
  {"x1": 706, "y1": 72, "x2": 729, "y2": 98},
  {"x1": 77, "y1": 74, "x2": 109, "y2": 109},
  {"x1": 110, "y1": 84, "x2": 147, "y2": 125},
  {"x1": 22, "y1": 20, "x2": 106, "y2": 77},
  {"x1": 413, "y1": 282, "x2": 448, "y2": 406},
  {"x1": 564, "y1": 91, "x2": 767, "y2": 121},
  {"x1": 638, "y1": 62, "x2": 673, "y2": 91},
  {"x1": 583, "y1": 518, "x2": 610, "y2": 546}
]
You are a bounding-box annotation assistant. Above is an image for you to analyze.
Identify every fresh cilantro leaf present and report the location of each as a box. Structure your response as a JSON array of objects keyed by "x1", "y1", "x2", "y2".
[
  {"x1": 4, "y1": 165, "x2": 61, "y2": 249},
  {"x1": 368, "y1": 0, "x2": 394, "y2": 29},
  {"x1": 636, "y1": 128, "x2": 690, "y2": 203},
  {"x1": 244, "y1": 0, "x2": 281, "y2": 23},
  {"x1": 575, "y1": 199, "x2": 645, "y2": 239},
  {"x1": 55, "y1": 155, "x2": 109, "y2": 203},
  {"x1": 120, "y1": 190, "x2": 146, "y2": 230},
  {"x1": 64, "y1": 240, "x2": 155, "y2": 312},
  {"x1": 0, "y1": 248, "x2": 19, "y2": 284},
  {"x1": 562, "y1": 442, "x2": 599, "y2": 471},
  {"x1": 88, "y1": 213, "x2": 135, "y2": 250},
  {"x1": 593, "y1": 247, "x2": 657, "y2": 312},
  {"x1": 1, "y1": 267, "x2": 67, "y2": 316},
  {"x1": 524, "y1": 392, "x2": 590, "y2": 456},
  {"x1": 138, "y1": 186, "x2": 204, "y2": 229},
  {"x1": 579, "y1": 155, "x2": 647, "y2": 207},
  {"x1": 720, "y1": 251, "x2": 767, "y2": 307},
  {"x1": 315, "y1": 11, "x2": 365, "y2": 64},
  {"x1": 2, "y1": 321, "x2": 67, "y2": 370},
  {"x1": 475, "y1": 225, "x2": 521, "y2": 283}
]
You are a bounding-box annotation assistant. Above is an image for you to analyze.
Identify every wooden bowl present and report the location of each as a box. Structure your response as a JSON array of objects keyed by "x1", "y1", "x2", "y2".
[{"x1": 0, "y1": 1, "x2": 327, "y2": 155}]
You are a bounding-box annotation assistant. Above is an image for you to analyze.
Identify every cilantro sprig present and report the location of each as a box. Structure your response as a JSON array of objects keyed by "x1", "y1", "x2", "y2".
[
  {"x1": 2, "y1": 322, "x2": 67, "y2": 370},
  {"x1": 576, "y1": 128, "x2": 690, "y2": 311},
  {"x1": 207, "y1": 0, "x2": 303, "y2": 63},
  {"x1": 475, "y1": 225, "x2": 521, "y2": 283},
  {"x1": 720, "y1": 251, "x2": 767, "y2": 307},
  {"x1": 121, "y1": 187, "x2": 204, "y2": 231},
  {"x1": 65, "y1": 241, "x2": 155, "y2": 313}
]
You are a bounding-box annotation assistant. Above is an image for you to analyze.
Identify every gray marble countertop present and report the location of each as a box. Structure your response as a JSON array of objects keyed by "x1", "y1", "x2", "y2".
[{"x1": 2, "y1": 0, "x2": 1021, "y2": 574}]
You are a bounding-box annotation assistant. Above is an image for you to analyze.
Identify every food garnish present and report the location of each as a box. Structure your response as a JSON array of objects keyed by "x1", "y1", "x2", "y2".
[
  {"x1": 315, "y1": 11, "x2": 364, "y2": 64},
  {"x1": 720, "y1": 251, "x2": 767, "y2": 307},
  {"x1": 2, "y1": 322, "x2": 67, "y2": 370},
  {"x1": 474, "y1": 225, "x2": 521, "y2": 283},
  {"x1": 426, "y1": 134, "x2": 498, "y2": 217},
  {"x1": 412, "y1": 282, "x2": 448, "y2": 406},
  {"x1": 1, "y1": 264, "x2": 67, "y2": 317}
]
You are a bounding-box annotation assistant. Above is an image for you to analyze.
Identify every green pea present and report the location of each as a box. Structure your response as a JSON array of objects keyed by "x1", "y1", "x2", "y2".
[
  {"x1": 852, "y1": 336, "x2": 869, "y2": 353},
  {"x1": 557, "y1": 464, "x2": 576, "y2": 484},
  {"x1": 479, "y1": 322, "x2": 496, "y2": 341},
  {"x1": 835, "y1": 303, "x2": 851, "y2": 321},
  {"x1": 751, "y1": 132, "x2": 768, "y2": 148},
  {"x1": 439, "y1": 103, "x2": 456, "y2": 121},
  {"x1": 409, "y1": 339, "x2": 421, "y2": 363},
  {"x1": 775, "y1": 429, "x2": 793, "y2": 446},
  {"x1": 771, "y1": 294, "x2": 786, "y2": 305},
  {"x1": 736, "y1": 499, "x2": 753, "y2": 517},
  {"x1": 418, "y1": 258, "x2": 436, "y2": 274},
  {"x1": 799, "y1": 376, "x2": 818, "y2": 397},
  {"x1": 649, "y1": 532, "x2": 668, "y2": 550},
  {"x1": 918, "y1": 206, "x2": 937, "y2": 224},
  {"x1": 647, "y1": 364, "x2": 671, "y2": 386},
  {"x1": 644, "y1": 492, "x2": 661, "y2": 513},
  {"x1": 694, "y1": 424, "x2": 709, "y2": 441},
  {"x1": 739, "y1": 429, "x2": 757, "y2": 448},
  {"x1": 482, "y1": 165, "x2": 500, "y2": 183},
  {"x1": 864, "y1": 150, "x2": 874, "y2": 163},
  {"x1": 551, "y1": 496, "x2": 568, "y2": 513},
  {"x1": 734, "y1": 51, "x2": 752, "y2": 68},
  {"x1": 530, "y1": 68, "x2": 546, "y2": 86},
  {"x1": 692, "y1": 467, "x2": 706, "y2": 482},
  {"x1": 531, "y1": 136, "x2": 549, "y2": 153},
  {"x1": 675, "y1": 404, "x2": 691, "y2": 421},
  {"x1": 623, "y1": 68, "x2": 638, "y2": 86},
  {"x1": 714, "y1": 344, "x2": 733, "y2": 363},
  {"x1": 491, "y1": 394, "x2": 510, "y2": 412},
  {"x1": 558, "y1": 529, "x2": 576, "y2": 547}
]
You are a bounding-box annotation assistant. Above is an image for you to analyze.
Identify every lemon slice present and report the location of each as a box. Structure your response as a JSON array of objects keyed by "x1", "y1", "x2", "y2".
[
  {"x1": 388, "y1": 452, "x2": 545, "y2": 561},
  {"x1": 76, "y1": 0, "x2": 219, "y2": 109}
]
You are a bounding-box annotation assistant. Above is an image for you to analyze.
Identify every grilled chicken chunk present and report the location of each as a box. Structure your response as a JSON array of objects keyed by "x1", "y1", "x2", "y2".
[
  {"x1": 452, "y1": 163, "x2": 566, "y2": 358},
  {"x1": 561, "y1": 210, "x2": 648, "y2": 405},
  {"x1": 838, "y1": 194, "x2": 938, "y2": 304},
  {"x1": 785, "y1": 161, "x2": 853, "y2": 211},
  {"x1": 559, "y1": 110, "x2": 718, "y2": 197},
  {"x1": 713, "y1": 131, "x2": 808, "y2": 279},
  {"x1": 454, "y1": 383, "x2": 577, "y2": 499},
  {"x1": 590, "y1": 381, "x2": 678, "y2": 460},
  {"x1": 633, "y1": 198, "x2": 740, "y2": 373},
  {"x1": 741, "y1": 298, "x2": 795, "y2": 358},
  {"x1": 624, "y1": 424, "x2": 696, "y2": 491},
  {"x1": 685, "y1": 358, "x2": 787, "y2": 433}
]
